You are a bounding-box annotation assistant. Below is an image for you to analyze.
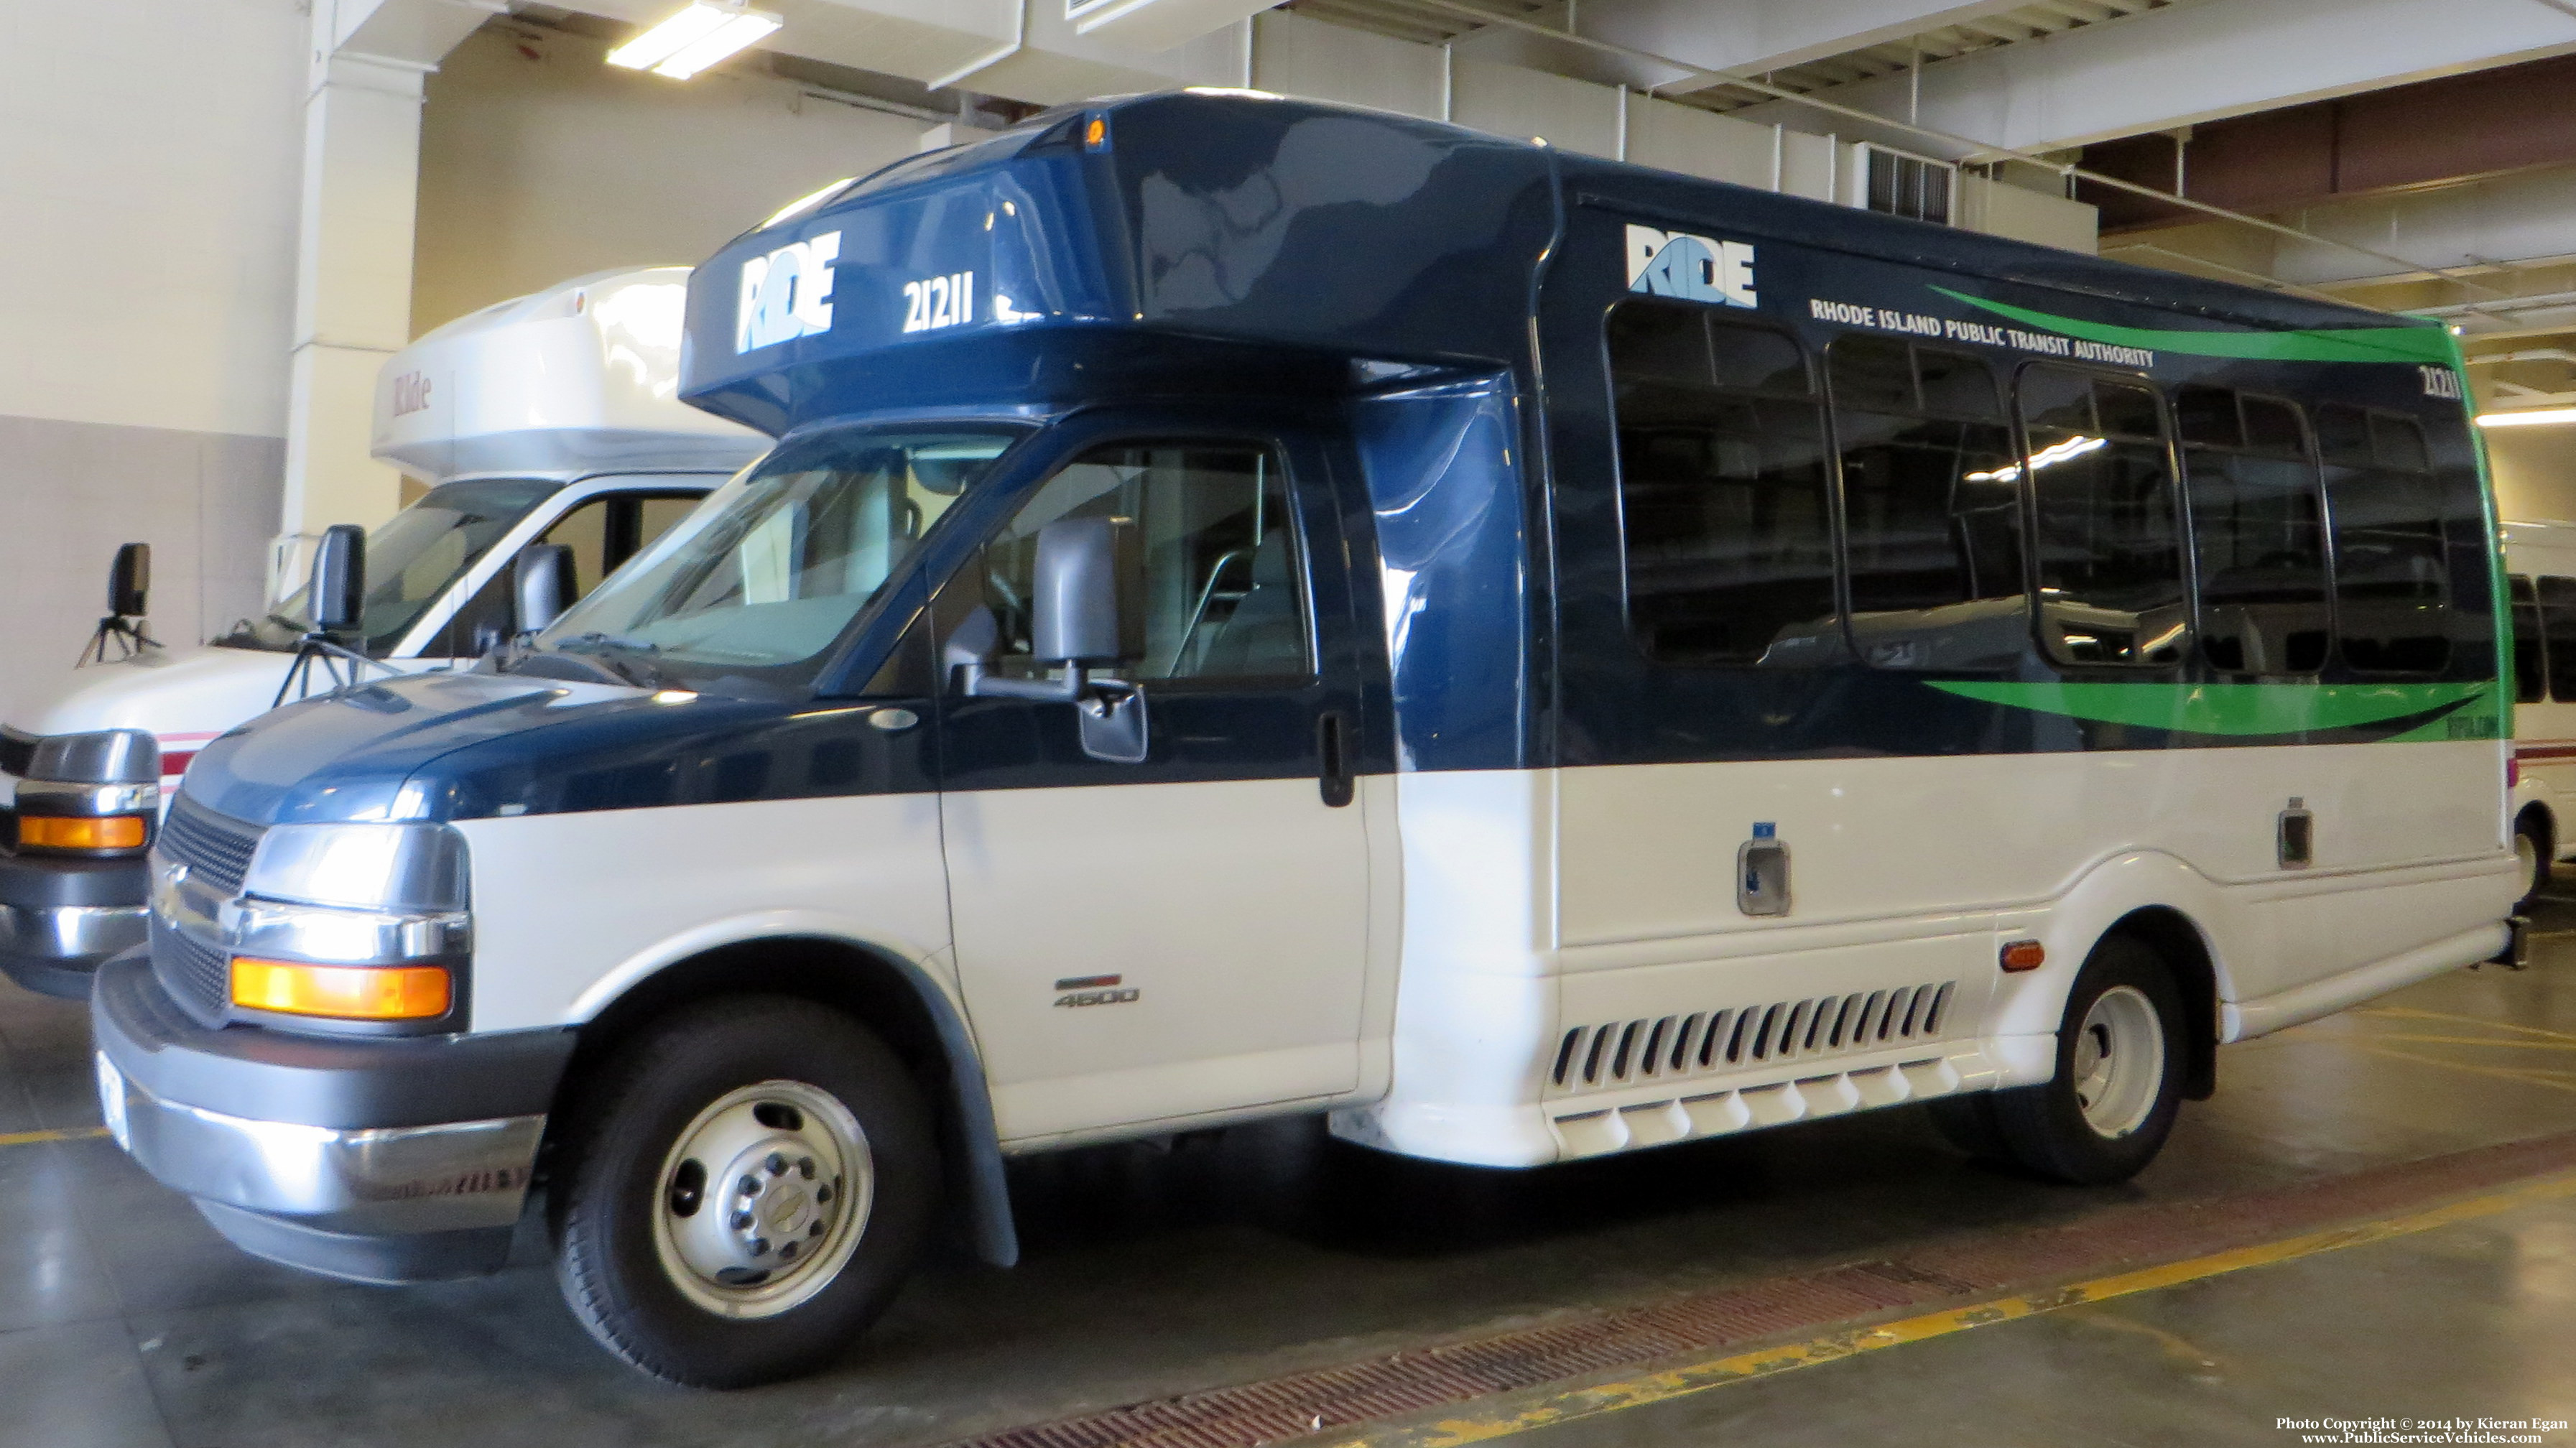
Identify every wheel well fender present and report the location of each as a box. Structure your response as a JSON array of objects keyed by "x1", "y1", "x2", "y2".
[
  {"x1": 2516, "y1": 798, "x2": 2554, "y2": 860},
  {"x1": 2103, "y1": 906, "x2": 2220, "y2": 1101},
  {"x1": 556, "y1": 936, "x2": 1017, "y2": 1267},
  {"x1": 1983, "y1": 851, "x2": 2232, "y2": 1099}
]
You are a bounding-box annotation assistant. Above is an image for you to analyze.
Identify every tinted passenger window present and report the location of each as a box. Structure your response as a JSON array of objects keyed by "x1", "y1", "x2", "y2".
[
  {"x1": 2179, "y1": 389, "x2": 2330, "y2": 675},
  {"x1": 1608, "y1": 301, "x2": 1836, "y2": 666},
  {"x1": 2541, "y1": 577, "x2": 2576, "y2": 702},
  {"x1": 1827, "y1": 337, "x2": 2024, "y2": 669},
  {"x1": 2016, "y1": 367, "x2": 2189, "y2": 667},
  {"x1": 2510, "y1": 574, "x2": 2546, "y2": 704},
  {"x1": 2317, "y1": 404, "x2": 2448, "y2": 673},
  {"x1": 979, "y1": 442, "x2": 1309, "y2": 682}
]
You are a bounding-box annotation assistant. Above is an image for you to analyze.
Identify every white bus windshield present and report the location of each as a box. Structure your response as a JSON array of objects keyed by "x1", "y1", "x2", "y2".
[{"x1": 224, "y1": 478, "x2": 560, "y2": 656}]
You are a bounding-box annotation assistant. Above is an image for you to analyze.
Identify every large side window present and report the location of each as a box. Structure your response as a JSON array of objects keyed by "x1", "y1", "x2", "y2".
[
  {"x1": 2016, "y1": 366, "x2": 2190, "y2": 667},
  {"x1": 2177, "y1": 389, "x2": 2332, "y2": 675},
  {"x1": 2318, "y1": 403, "x2": 2450, "y2": 674},
  {"x1": 1827, "y1": 336, "x2": 2024, "y2": 669},
  {"x1": 2539, "y1": 577, "x2": 2576, "y2": 702},
  {"x1": 1608, "y1": 300, "x2": 1836, "y2": 666},
  {"x1": 2511, "y1": 574, "x2": 2547, "y2": 704},
  {"x1": 976, "y1": 442, "x2": 1310, "y2": 682}
]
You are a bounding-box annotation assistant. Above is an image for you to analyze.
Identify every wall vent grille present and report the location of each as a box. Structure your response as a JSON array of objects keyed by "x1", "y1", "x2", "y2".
[{"x1": 1551, "y1": 981, "x2": 1956, "y2": 1092}]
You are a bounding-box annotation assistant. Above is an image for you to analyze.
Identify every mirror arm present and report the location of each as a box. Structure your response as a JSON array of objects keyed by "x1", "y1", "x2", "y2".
[{"x1": 957, "y1": 658, "x2": 1089, "y2": 702}]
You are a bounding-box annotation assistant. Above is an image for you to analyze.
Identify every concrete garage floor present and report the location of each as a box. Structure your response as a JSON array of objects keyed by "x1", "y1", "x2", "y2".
[{"x1": 5, "y1": 910, "x2": 2576, "y2": 1447}]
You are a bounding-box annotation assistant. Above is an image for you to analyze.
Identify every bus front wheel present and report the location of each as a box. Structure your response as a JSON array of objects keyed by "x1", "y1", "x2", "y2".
[
  {"x1": 547, "y1": 996, "x2": 939, "y2": 1387},
  {"x1": 1932, "y1": 935, "x2": 2184, "y2": 1185}
]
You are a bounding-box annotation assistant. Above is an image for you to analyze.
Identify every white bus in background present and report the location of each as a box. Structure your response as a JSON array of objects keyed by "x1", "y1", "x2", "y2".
[
  {"x1": 2506, "y1": 518, "x2": 2576, "y2": 907},
  {"x1": 0, "y1": 266, "x2": 767, "y2": 997}
]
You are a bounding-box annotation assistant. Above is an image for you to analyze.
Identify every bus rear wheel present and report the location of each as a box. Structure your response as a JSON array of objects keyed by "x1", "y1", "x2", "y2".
[
  {"x1": 1937, "y1": 935, "x2": 2184, "y2": 1185},
  {"x1": 547, "y1": 996, "x2": 938, "y2": 1387},
  {"x1": 2514, "y1": 812, "x2": 2551, "y2": 914}
]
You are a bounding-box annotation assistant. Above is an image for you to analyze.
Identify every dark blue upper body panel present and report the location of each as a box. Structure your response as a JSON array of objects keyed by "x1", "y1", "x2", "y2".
[
  {"x1": 682, "y1": 93, "x2": 1559, "y2": 434},
  {"x1": 180, "y1": 92, "x2": 2480, "y2": 831}
]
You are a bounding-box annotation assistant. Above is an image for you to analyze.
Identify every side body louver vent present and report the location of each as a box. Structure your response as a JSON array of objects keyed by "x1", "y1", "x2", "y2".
[{"x1": 1551, "y1": 982, "x2": 1957, "y2": 1095}]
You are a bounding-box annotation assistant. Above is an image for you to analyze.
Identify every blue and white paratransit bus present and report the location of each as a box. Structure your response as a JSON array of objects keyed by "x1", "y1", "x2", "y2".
[{"x1": 95, "y1": 91, "x2": 2519, "y2": 1386}]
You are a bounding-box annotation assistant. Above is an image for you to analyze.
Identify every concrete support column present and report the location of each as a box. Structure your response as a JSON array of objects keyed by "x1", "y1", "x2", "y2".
[{"x1": 282, "y1": 43, "x2": 429, "y2": 539}]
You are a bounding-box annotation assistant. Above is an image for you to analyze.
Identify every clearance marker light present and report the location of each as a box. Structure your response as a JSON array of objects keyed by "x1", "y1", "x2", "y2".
[
  {"x1": 1999, "y1": 939, "x2": 2047, "y2": 972},
  {"x1": 605, "y1": 1, "x2": 781, "y2": 80},
  {"x1": 231, "y1": 960, "x2": 453, "y2": 1021}
]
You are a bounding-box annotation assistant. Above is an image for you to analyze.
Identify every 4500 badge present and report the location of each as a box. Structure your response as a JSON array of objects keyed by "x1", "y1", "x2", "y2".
[{"x1": 1052, "y1": 974, "x2": 1140, "y2": 1008}]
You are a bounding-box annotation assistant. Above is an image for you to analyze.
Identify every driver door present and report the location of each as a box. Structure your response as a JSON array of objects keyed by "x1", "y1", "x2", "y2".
[{"x1": 932, "y1": 422, "x2": 1372, "y2": 1141}]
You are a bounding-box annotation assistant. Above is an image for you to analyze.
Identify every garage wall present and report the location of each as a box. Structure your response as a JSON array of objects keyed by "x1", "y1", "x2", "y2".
[
  {"x1": 412, "y1": 24, "x2": 931, "y2": 337},
  {"x1": 0, "y1": 0, "x2": 302, "y2": 720},
  {"x1": 2485, "y1": 426, "x2": 2576, "y2": 524}
]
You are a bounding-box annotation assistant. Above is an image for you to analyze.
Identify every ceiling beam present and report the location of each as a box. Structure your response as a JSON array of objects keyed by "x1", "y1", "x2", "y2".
[
  {"x1": 1730, "y1": 0, "x2": 2576, "y2": 154},
  {"x1": 1561, "y1": 0, "x2": 2044, "y2": 88}
]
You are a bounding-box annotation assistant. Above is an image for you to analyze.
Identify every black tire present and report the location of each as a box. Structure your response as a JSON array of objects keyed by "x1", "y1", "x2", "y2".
[
  {"x1": 2515, "y1": 812, "x2": 2551, "y2": 914},
  {"x1": 1979, "y1": 935, "x2": 2185, "y2": 1185},
  {"x1": 547, "y1": 996, "x2": 937, "y2": 1387},
  {"x1": 1925, "y1": 1092, "x2": 2010, "y2": 1162}
]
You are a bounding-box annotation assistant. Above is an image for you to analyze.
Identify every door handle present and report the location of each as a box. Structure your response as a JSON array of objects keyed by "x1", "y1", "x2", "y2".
[{"x1": 1317, "y1": 710, "x2": 1354, "y2": 808}]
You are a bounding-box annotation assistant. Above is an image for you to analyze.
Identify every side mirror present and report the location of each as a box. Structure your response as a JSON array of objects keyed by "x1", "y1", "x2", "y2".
[
  {"x1": 1030, "y1": 516, "x2": 1142, "y2": 666},
  {"x1": 310, "y1": 524, "x2": 366, "y2": 636},
  {"x1": 512, "y1": 544, "x2": 575, "y2": 639},
  {"x1": 108, "y1": 542, "x2": 149, "y2": 620},
  {"x1": 952, "y1": 516, "x2": 1149, "y2": 764}
]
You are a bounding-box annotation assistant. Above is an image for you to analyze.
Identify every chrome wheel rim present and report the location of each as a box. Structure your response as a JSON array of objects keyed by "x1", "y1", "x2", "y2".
[
  {"x1": 2070, "y1": 985, "x2": 2164, "y2": 1139},
  {"x1": 651, "y1": 1080, "x2": 873, "y2": 1319}
]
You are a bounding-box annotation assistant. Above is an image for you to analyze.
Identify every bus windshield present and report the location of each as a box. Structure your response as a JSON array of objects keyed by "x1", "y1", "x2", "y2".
[
  {"x1": 531, "y1": 427, "x2": 1023, "y2": 682},
  {"x1": 221, "y1": 478, "x2": 561, "y2": 656}
]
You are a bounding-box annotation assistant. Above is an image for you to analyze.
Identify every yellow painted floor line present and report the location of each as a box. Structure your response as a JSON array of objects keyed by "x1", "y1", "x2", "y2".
[
  {"x1": 2350, "y1": 1044, "x2": 2576, "y2": 1093},
  {"x1": 1330, "y1": 1170, "x2": 2576, "y2": 1448},
  {"x1": 2362, "y1": 1033, "x2": 2576, "y2": 1052},
  {"x1": 2357, "y1": 1006, "x2": 2576, "y2": 1046},
  {"x1": 0, "y1": 1126, "x2": 108, "y2": 1149}
]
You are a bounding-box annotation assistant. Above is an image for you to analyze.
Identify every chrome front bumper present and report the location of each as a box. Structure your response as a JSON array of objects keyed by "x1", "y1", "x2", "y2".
[
  {"x1": 0, "y1": 903, "x2": 147, "y2": 996},
  {"x1": 98, "y1": 1049, "x2": 544, "y2": 1256}
]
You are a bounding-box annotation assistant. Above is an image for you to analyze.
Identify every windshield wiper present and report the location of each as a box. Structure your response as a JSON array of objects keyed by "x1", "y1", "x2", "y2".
[
  {"x1": 551, "y1": 631, "x2": 664, "y2": 689},
  {"x1": 555, "y1": 631, "x2": 660, "y2": 654}
]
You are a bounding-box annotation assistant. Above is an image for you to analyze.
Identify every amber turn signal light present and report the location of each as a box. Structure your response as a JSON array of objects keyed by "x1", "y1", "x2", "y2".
[
  {"x1": 230, "y1": 959, "x2": 452, "y2": 1020},
  {"x1": 1999, "y1": 939, "x2": 2047, "y2": 972},
  {"x1": 17, "y1": 814, "x2": 147, "y2": 852}
]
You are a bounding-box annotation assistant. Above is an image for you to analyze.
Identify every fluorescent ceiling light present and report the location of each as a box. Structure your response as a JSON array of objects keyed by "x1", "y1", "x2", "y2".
[
  {"x1": 1965, "y1": 434, "x2": 2105, "y2": 483},
  {"x1": 606, "y1": 1, "x2": 779, "y2": 80},
  {"x1": 2478, "y1": 409, "x2": 2576, "y2": 429}
]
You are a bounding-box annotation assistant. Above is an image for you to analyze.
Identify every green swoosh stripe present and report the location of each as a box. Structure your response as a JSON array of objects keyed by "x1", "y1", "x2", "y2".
[
  {"x1": 1927, "y1": 287, "x2": 2455, "y2": 366},
  {"x1": 1928, "y1": 679, "x2": 2497, "y2": 737}
]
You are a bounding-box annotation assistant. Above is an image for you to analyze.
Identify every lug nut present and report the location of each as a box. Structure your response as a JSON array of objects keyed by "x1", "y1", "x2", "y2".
[
  {"x1": 808, "y1": 1221, "x2": 824, "y2": 1238},
  {"x1": 797, "y1": 1157, "x2": 815, "y2": 1179},
  {"x1": 749, "y1": 1238, "x2": 769, "y2": 1258},
  {"x1": 779, "y1": 1241, "x2": 800, "y2": 1261},
  {"x1": 815, "y1": 1184, "x2": 832, "y2": 1204},
  {"x1": 729, "y1": 1210, "x2": 752, "y2": 1231},
  {"x1": 737, "y1": 1175, "x2": 760, "y2": 1197},
  {"x1": 766, "y1": 1153, "x2": 787, "y2": 1175}
]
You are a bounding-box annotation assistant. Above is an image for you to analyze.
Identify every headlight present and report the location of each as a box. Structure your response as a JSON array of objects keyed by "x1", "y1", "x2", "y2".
[
  {"x1": 221, "y1": 822, "x2": 470, "y2": 1023},
  {"x1": 14, "y1": 731, "x2": 160, "y2": 858}
]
